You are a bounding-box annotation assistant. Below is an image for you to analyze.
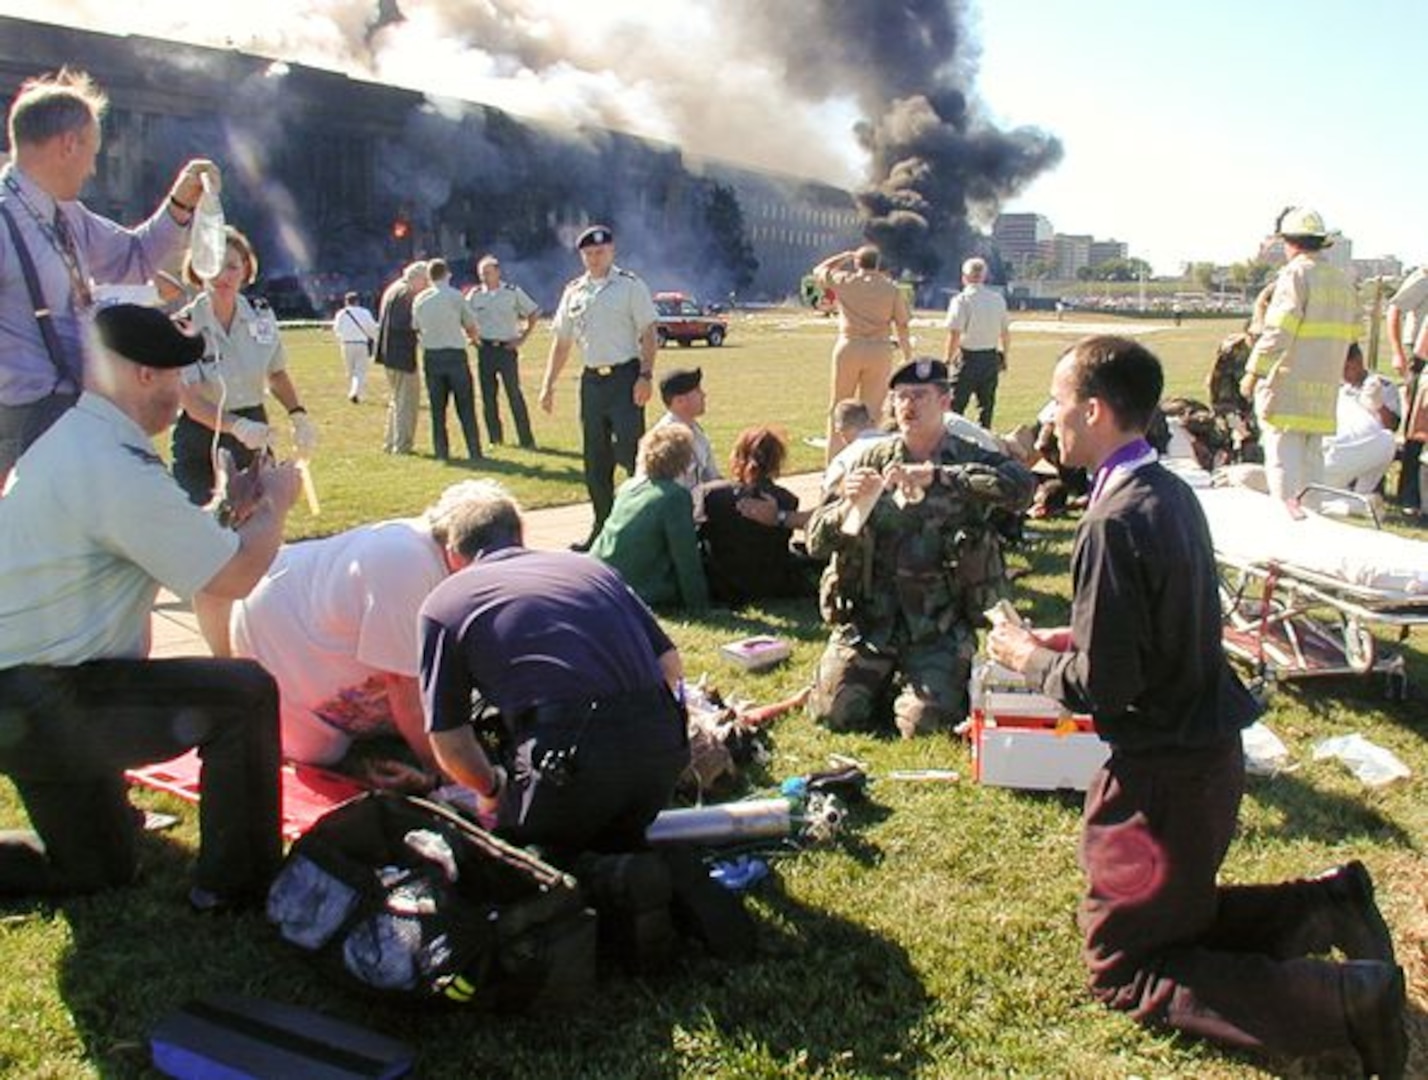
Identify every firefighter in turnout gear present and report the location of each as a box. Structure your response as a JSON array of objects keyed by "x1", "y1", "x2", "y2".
[{"x1": 1242, "y1": 207, "x2": 1359, "y2": 516}]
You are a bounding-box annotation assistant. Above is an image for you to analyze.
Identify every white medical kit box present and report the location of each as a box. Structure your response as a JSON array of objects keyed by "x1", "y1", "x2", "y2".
[{"x1": 970, "y1": 691, "x2": 1108, "y2": 792}]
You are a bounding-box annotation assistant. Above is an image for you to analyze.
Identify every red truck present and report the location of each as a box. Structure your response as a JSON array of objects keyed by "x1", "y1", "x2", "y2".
[{"x1": 654, "y1": 292, "x2": 728, "y2": 347}]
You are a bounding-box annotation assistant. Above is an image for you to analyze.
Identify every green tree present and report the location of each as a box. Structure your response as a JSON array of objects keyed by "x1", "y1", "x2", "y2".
[
  {"x1": 702, "y1": 182, "x2": 759, "y2": 295},
  {"x1": 1228, "y1": 259, "x2": 1274, "y2": 298},
  {"x1": 1089, "y1": 257, "x2": 1151, "y2": 283},
  {"x1": 1187, "y1": 261, "x2": 1217, "y2": 292},
  {"x1": 1020, "y1": 258, "x2": 1055, "y2": 281}
]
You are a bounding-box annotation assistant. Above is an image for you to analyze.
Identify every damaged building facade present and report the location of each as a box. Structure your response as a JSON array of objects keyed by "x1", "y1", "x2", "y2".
[{"x1": 0, "y1": 16, "x2": 862, "y2": 314}]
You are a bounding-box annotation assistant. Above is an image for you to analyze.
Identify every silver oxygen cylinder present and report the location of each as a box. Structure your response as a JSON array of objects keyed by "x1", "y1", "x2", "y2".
[{"x1": 645, "y1": 798, "x2": 794, "y2": 846}]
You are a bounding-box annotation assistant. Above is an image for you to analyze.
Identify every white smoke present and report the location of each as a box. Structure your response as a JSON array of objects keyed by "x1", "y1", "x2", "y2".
[{"x1": 4, "y1": 0, "x2": 867, "y2": 183}]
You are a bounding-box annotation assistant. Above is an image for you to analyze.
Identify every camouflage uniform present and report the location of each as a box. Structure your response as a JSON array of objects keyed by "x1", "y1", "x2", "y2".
[
  {"x1": 1205, "y1": 333, "x2": 1262, "y2": 465},
  {"x1": 806, "y1": 433, "x2": 1035, "y2": 738}
]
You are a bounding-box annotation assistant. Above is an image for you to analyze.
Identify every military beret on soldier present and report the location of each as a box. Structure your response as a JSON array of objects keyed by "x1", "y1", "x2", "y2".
[
  {"x1": 888, "y1": 357, "x2": 950, "y2": 389},
  {"x1": 95, "y1": 303, "x2": 205, "y2": 369},
  {"x1": 577, "y1": 225, "x2": 614, "y2": 249},
  {"x1": 660, "y1": 367, "x2": 703, "y2": 403}
]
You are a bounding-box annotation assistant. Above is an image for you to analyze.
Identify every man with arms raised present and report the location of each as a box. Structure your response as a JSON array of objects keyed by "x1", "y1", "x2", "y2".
[
  {"x1": 1, "y1": 68, "x2": 219, "y2": 486},
  {"x1": 990, "y1": 335, "x2": 1405, "y2": 1079},
  {"x1": 0, "y1": 305, "x2": 299, "y2": 910},
  {"x1": 812, "y1": 244, "x2": 911, "y2": 460}
]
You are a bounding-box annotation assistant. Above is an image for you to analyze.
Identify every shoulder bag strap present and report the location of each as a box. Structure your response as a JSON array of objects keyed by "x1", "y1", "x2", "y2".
[
  {"x1": 342, "y1": 307, "x2": 374, "y2": 346},
  {"x1": 0, "y1": 202, "x2": 77, "y2": 394}
]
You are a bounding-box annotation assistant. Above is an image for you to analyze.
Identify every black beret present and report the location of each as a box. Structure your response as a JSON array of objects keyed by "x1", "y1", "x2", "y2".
[
  {"x1": 577, "y1": 224, "x2": 614, "y2": 250},
  {"x1": 889, "y1": 357, "x2": 950, "y2": 389},
  {"x1": 94, "y1": 303, "x2": 205, "y2": 369},
  {"x1": 659, "y1": 367, "x2": 702, "y2": 403}
]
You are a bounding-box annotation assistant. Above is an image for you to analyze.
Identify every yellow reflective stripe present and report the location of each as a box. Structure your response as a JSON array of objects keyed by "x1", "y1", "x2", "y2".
[
  {"x1": 1248, "y1": 350, "x2": 1280, "y2": 378},
  {"x1": 442, "y1": 974, "x2": 477, "y2": 1003},
  {"x1": 1262, "y1": 412, "x2": 1336, "y2": 432},
  {"x1": 1274, "y1": 310, "x2": 1302, "y2": 335},
  {"x1": 1292, "y1": 320, "x2": 1357, "y2": 341}
]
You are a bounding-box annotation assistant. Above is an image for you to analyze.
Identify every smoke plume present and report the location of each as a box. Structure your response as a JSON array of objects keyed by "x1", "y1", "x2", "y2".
[
  {"x1": 11, "y1": 0, "x2": 1062, "y2": 282},
  {"x1": 723, "y1": 0, "x2": 1062, "y2": 276}
]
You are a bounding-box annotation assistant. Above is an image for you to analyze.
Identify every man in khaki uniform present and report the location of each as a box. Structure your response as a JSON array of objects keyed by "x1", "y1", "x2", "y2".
[
  {"x1": 813, "y1": 244, "x2": 911, "y2": 460},
  {"x1": 1241, "y1": 208, "x2": 1358, "y2": 518}
]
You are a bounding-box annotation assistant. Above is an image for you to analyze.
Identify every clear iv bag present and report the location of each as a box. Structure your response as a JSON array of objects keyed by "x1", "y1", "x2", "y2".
[{"x1": 188, "y1": 174, "x2": 226, "y2": 281}]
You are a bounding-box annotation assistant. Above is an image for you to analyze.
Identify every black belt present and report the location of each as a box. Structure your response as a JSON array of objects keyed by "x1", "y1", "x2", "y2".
[
  {"x1": 583, "y1": 358, "x2": 639, "y2": 378},
  {"x1": 479, "y1": 338, "x2": 514, "y2": 348},
  {"x1": 512, "y1": 684, "x2": 676, "y2": 732}
]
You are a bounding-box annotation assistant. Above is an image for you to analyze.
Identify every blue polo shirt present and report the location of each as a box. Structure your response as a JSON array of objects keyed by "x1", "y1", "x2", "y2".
[{"x1": 419, "y1": 546, "x2": 673, "y2": 732}]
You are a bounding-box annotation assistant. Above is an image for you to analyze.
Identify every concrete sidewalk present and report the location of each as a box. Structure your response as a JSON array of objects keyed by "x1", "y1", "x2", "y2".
[{"x1": 150, "y1": 470, "x2": 827, "y2": 658}]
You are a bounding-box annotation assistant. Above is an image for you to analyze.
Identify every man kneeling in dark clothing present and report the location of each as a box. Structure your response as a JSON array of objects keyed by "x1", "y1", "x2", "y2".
[
  {"x1": 418, "y1": 481, "x2": 691, "y2": 966},
  {"x1": 989, "y1": 335, "x2": 1406, "y2": 1079}
]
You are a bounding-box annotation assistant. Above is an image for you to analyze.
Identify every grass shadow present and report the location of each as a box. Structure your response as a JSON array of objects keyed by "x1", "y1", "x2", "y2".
[
  {"x1": 49, "y1": 791, "x2": 922, "y2": 1079},
  {"x1": 1243, "y1": 769, "x2": 1417, "y2": 850}
]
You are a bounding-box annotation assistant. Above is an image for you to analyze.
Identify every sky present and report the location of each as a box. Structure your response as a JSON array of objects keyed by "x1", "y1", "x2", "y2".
[
  {"x1": 3, "y1": 0, "x2": 1426, "y2": 276},
  {"x1": 974, "y1": 0, "x2": 1428, "y2": 274}
]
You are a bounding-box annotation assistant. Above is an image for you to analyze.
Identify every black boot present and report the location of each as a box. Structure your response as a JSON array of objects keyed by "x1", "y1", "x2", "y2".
[
  {"x1": 1314, "y1": 862, "x2": 1397, "y2": 963},
  {"x1": 1341, "y1": 960, "x2": 1408, "y2": 1080},
  {"x1": 574, "y1": 851, "x2": 674, "y2": 975}
]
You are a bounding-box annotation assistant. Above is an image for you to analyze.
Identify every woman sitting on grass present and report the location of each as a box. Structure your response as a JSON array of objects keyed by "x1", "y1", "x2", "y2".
[
  {"x1": 592, "y1": 425, "x2": 709, "y2": 611},
  {"x1": 695, "y1": 426, "x2": 816, "y2": 605}
]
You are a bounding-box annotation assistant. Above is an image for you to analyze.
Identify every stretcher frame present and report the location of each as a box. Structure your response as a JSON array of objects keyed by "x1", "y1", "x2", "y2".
[{"x1": 1216, "y1": 551, "x2": 1426, "y2": 700}]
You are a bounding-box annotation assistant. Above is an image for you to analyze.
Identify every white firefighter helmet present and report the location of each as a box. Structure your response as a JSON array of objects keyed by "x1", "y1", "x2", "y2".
[{"x1": 1275, "y1": 206, "x2": 1329, "y2": 239}]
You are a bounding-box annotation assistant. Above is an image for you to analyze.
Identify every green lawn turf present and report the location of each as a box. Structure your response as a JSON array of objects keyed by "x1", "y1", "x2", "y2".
[{"x1": 2, "y1": 310, "x2": 1425, "y2": 1078}]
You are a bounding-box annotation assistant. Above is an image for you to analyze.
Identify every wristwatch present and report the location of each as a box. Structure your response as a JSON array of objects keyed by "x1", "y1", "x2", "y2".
[{"x1": 776, "y1": 509, "x2": 789, "y2": 528}]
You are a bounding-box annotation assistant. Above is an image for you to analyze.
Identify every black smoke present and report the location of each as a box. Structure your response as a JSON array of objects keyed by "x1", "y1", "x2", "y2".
[
  {"x1": 357, "y1": 0, "x2": 1061, "y2": 283},
  {"x1": 729, "y1": 0, "x2": 1062, "y2": 278}
]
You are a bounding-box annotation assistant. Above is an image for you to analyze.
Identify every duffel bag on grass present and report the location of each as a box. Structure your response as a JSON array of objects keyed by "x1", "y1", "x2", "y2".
[{"x1": 267, "y1": 792, "x2": 596, "y2": 1010}]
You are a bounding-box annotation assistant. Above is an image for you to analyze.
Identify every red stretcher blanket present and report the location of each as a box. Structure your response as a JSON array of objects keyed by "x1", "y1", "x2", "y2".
[{"x1": 126, "y1": 751, "x2": 366, "y2": 840}]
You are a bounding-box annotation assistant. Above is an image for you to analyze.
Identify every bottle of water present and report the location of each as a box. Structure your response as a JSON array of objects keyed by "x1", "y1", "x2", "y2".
[{"x1": 188, "y1": 174, "x2": 226, "y2": 281}]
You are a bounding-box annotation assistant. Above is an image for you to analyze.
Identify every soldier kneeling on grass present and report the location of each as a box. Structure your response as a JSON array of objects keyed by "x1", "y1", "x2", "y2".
[{"x1": 805, "y1": 358, "x2": 1034, "y2": 739}]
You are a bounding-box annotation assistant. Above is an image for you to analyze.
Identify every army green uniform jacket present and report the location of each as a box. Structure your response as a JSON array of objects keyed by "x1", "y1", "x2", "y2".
[{"x1": 807, "y1": 433, "x2": 1035, "y2": 650}]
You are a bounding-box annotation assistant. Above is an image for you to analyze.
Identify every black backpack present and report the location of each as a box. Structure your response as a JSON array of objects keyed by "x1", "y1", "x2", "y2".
[{"x1": 267, "y1": 793, "x2": 596, "y2": 1011}]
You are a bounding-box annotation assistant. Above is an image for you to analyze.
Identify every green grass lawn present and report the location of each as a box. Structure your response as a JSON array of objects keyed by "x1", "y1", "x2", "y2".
[{"x1": 2, "y1": 310, "x2": 1425, "y2": 1078}]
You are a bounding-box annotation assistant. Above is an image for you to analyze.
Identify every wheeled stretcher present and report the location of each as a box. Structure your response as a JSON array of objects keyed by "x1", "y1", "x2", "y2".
[{"x1": 1192, "y1": 481, "x2": 1428, "y2": 698}]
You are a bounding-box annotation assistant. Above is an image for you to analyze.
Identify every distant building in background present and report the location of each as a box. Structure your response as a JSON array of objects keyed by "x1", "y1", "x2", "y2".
[
  {"x1": 992, "y1": 212, "x2": 1054, "y2": 274},
  {"x1": 1351, "y1": 255, "x2": 1404, "y2": 283},
  {"x1": 705, "y1": 163, "x2": 862, "y2": 297},
  {"x1": 0, "y1": 15, "x2": 861, "y2": 310},
  {"x1": 1258, "y1": 232, "x2": 1355, "y2": 272},
  {"x1": 1052, "y1": 233, "x2": 1092, "y2": 279},
  {"x1": 1089, "y1": 239, "x2": 1128, "y2": 267}
]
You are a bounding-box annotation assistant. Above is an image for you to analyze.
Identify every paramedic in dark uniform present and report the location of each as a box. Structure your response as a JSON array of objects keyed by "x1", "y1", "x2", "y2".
[
  {"x1": 0, "y1": 304, "x2": 299, "y2": 909},
  {"x1": 538, "y1": 225, "x2": 659, "y2": 548},
  {"x1": 988, "y1": 335, "x2": 1406, "y2": 1079},
  {"x1": 418, "y1": 480, "x2": 687, "y2": 856},
  {"x1": 465, "y1": 254, "x2": 540, "y2": 449}
]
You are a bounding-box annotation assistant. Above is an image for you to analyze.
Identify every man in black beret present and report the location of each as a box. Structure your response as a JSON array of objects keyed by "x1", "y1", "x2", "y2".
[
  {"x1": 650, "y1": 367, "x2": 718, "y2": 490},
  {"x1": 806, "y1": 355, "x2": 1034, "y2": 738},
  {"x1": 539, "y1": 224, "x2": 660, "y2": 548},
  {"x1": 0, "y1": 304, "x2": 300, "y2": 910}
]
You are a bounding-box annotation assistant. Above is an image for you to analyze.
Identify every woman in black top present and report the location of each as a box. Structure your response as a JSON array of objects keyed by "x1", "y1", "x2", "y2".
[{"x1": 695, "y1": 426, "x2": 815, "y2": 604}]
